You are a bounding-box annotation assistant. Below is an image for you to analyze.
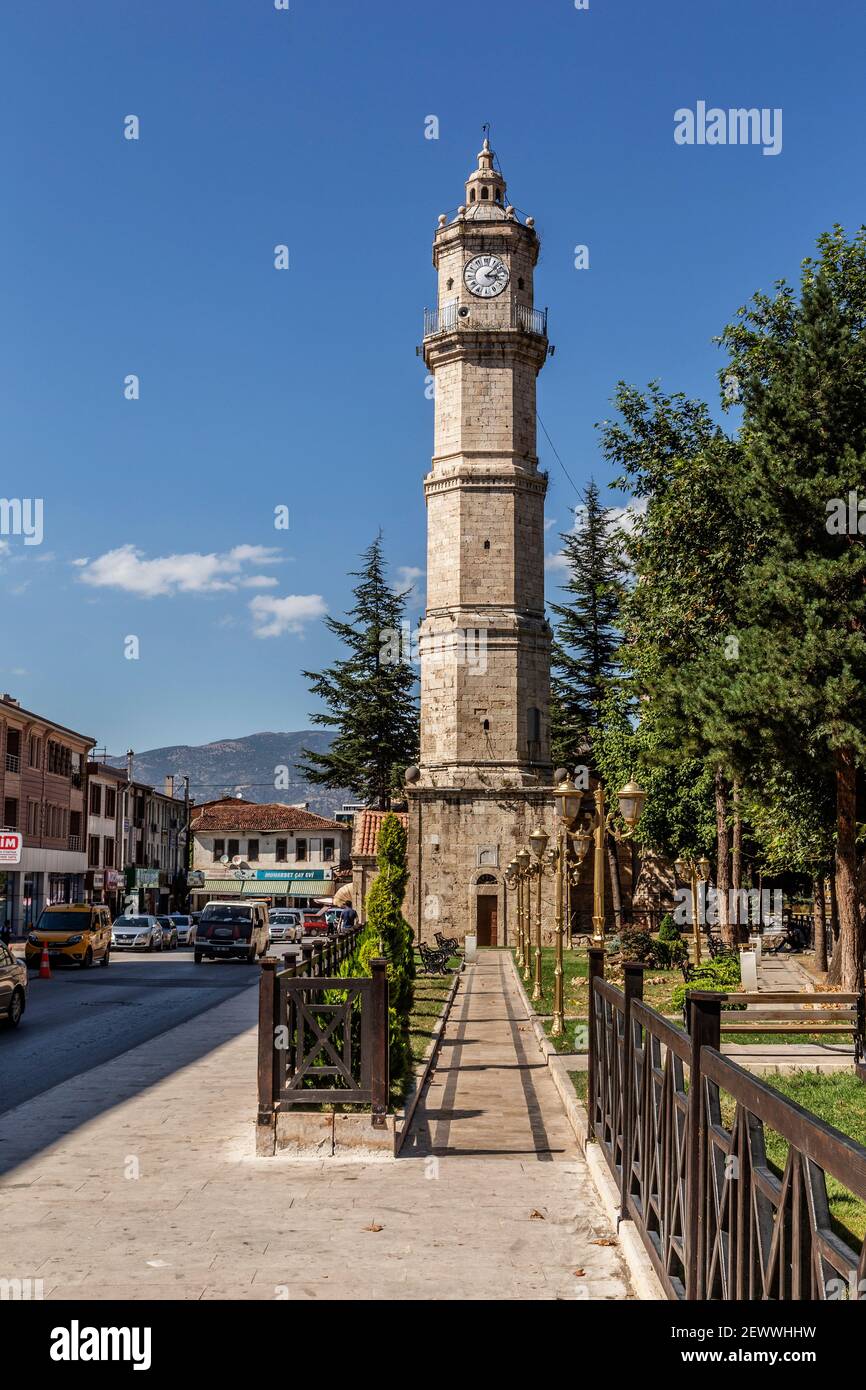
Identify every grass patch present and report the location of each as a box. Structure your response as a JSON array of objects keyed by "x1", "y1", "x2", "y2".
[
  {"x1": 542, "y1": 1017, "x2": 588, "y2": 1054},
  {"x1": 570, "y1": 1071, "x2": 588, "y2": 1103},
  {"x1": 392, "y1": 950, "x2": 460, "y2": 1104},
  {"x1": 720, "y1": 1072, "x2": 866, "y2": 1244}
]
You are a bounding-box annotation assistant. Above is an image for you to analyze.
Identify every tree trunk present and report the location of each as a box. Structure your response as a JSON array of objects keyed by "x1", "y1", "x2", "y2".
[
  {"x1": 731, "y1": 781, "x2": 742, "y2": 890},
  {"x1": 605, "y1": 832, "x2": 623, "y2": 934},
  {"x1": 827, "y1": 747, "x2": 863, "y2": 991},
  {"x1": 828, "y1": 871, "x2": 840, "y2": 966},
  {"x1": 812, "y1": 875, "x2": 827, "y2": 973},
  {"x1": 714, "y1": 768, "x2": 734, "y2": 947}
]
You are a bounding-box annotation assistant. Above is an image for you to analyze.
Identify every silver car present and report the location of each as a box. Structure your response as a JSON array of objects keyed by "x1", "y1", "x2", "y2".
[
  {"x1": 0, "y1": 941, "x2": 27, "y2": 1028},
  {"x1": 111, "y1": 915, "x2": 164, "y2": 952},
  {"x1": 166, "y1": 914, "x2": 196, "y2": 946},
  {"x1": 268, "y1": 910, "x2": 302, "y2": 944}
]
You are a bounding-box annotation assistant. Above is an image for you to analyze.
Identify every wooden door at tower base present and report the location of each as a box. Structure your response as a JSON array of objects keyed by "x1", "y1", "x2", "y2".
[{"x1": 476, "y1": 894, "x2": 498, "y2": 947}]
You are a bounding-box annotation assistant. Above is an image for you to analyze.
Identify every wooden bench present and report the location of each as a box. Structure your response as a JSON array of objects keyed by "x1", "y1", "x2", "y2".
[{"x1": 713, "y1": 991, "x2": 865, "y2": 1060}]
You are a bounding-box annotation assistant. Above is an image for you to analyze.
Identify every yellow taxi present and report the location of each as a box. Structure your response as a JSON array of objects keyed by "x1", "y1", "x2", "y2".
[{"x1": 25, "y1": 903, "x2": 113, "y2": 969}]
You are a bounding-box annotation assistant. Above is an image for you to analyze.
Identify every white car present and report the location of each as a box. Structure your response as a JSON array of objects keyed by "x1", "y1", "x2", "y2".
[
  {"x1": 166, "y1": 914, "x2": 196, "y2": 946},
  {"x1": 267, "y1": 910, "x2": 303, "y2": 944},
  {"x1": 111, "y1": 915, "x2": 164, "y2": 952}
]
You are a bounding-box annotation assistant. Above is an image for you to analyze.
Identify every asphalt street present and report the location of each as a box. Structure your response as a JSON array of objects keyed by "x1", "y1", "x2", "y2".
[{"x1": 0, "y1": 942, "x2": 304, "y2": 1117}]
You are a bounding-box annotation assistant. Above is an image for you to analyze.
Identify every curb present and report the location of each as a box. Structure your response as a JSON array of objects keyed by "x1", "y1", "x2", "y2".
[
  {"x1": 507, "y1": 952, "x2": 665, "y2": 1301},
  {"x1": 396, "y1": 966, "x2": 463, "y2": 1154}
]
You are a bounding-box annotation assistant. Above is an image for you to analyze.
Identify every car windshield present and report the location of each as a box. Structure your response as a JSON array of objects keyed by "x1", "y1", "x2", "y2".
[
  {"x1": 201, "y1": 906, "x2": 253, "y2": 924},
  {"x1": 36, "y1": 912, "x2": 93, "y2": 933},
  {"x1": 113, "y1": 918, "x2": 153, "y2": 930},
  {"x1": 170, "y1": 916, "x2": 191, "y2": 925}
]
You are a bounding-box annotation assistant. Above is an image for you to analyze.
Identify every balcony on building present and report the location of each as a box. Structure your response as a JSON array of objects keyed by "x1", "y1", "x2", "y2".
[{"x1": 423, "y1": 299, "x2": 548, "y2": 339}]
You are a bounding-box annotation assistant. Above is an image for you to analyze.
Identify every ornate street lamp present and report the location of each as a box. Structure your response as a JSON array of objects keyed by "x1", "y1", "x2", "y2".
[
  {"x1": 529, "y1": 827, "x2": 550, "y2": 1001},
  {"x1": 516, "y1": 846, "x2": 532, "y2": 980},
  {"x1": 589, "y1": 779, "x2": 647, "y2": 946},
  {"x1": 674, "y1": 854, "x2": 711, "y2": 966}
]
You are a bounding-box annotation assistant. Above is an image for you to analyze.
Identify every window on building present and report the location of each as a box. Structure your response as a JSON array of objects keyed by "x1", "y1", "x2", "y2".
[
  {"x1": 227, "y1": 839, "x2": 240, "y2": 860},
  {"x1": 27, "y1": 800, "x2": 39, "y2": 836},
  {"x1": 105, "y1": 788, "x2": 117, "y2": 819},
  {"x1": 28, "y1": 734, "x2": 41, "y2": 768},
  {"x1": 527, "y1": 706, "x2": 541, "y2": 747},
  {"x1": 323, "y1": 838, "x2": 335, "y2": 862},
  {"x1": 247, "y1": 839, "x2": 259, "y2": 862},
  {"x1": 3, "y1": 798, "x2": 19, "y2": 829},
  {"x1": 103, "y1": 837, "x2": 115, "y2": 868},
  {"x1": 213, "y1": 838, "x2": 225, "y2": 863},
  {"x1": 47, "y1": 741, "x2": 72, "y2": 777},
  {"x1": 295, "y1": 838, "x2": 307, "y2": 861},
  {"x1": 275, "y1": 838, "x2": 287, "y2": 862},
  {"x1": 88, "y1": 836, "x2": 101, "y2": 867},
  {"x1": 89, "y1": 782, "x2": 102, "y2": 816}
]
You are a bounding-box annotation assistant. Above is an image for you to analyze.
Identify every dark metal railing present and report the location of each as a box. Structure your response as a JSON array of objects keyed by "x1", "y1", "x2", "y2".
[
  {"x1": 587, "y1": 948, "x2": 866, "y2": 1301},
  {"x1": 257, "y1": 927, "x2": 389, "y2": 1130},
  {"x1": 422, "y1": 300, "x2": 548, "y2": 338}
]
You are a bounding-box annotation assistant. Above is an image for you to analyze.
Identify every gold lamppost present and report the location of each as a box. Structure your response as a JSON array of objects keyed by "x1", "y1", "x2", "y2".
[
  {"x1": 528, "y1": 825, "x2": 550, "y2": 1002},
  {"x1": 516, "y1": 846, "x2": 532, "y2": 981},
  {"x1": 674, "y1": 854, "x2": 712, "y2": 965},
  {"x1": 504, "y1": 859, "x2": 522, "y2": 965},
  {"x1": 585, "y1": 778, "x2": 646, "y2": 945},
  {"x1": 548, "y1": 773, "x2": 593, "y2": 1034}
]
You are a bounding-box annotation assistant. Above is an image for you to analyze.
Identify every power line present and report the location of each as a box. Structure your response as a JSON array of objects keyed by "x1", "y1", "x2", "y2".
[{"x1": 537, "y1": 411, "x2": 582, "y2": 502}]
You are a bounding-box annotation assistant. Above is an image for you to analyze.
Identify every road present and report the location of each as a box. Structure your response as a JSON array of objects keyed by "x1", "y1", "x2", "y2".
[{"x1": 0, "y1": 942, "x2": 305, "y2": 1117}]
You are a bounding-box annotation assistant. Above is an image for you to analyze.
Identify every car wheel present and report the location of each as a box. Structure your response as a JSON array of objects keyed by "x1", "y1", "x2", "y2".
[
  {"x1": 193, "y1": 950, "x2": 203, "y2": 964},
  {"x1": 8, "y1": 988, "x2": 25, "y2": 1027},
  {"x1": 100, "y1": 947, "x2": 111, "y2": 967},
  {"x1": 81, "y1": 948, "x2": 93, "y2": 969}
]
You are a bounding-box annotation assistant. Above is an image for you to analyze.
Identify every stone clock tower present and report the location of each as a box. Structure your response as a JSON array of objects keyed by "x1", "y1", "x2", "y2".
[{"x1": 404, "y1": 139, "x2": 556, "y2": 946}]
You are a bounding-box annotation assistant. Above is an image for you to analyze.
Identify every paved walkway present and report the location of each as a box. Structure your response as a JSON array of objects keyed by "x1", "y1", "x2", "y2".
[{"x1": 0, "y1": 955, "x2": 631, "y2": 1300}]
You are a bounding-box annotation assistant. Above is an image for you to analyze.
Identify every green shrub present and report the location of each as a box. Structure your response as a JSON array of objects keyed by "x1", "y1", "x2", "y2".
[
  {"x1": 651, "y1": 935, "x2": 688, "y2": 969},
  {"x1": 343, "y1": 812, "x2": 415, "y2": 1085},
  {"x1": 658, "y1": 914, "x2": 680, "y2": 942},
  {"x1": 620, "y1": 929, "x2": 655, "y2": 963},
  {"x1": 671, "y1": 952, "x2": 742, "y2": 1012}
]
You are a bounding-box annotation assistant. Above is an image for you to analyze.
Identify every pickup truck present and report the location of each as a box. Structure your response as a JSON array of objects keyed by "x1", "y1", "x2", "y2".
[{"x1": 301, "y1": 908, "x2": 342, "y2": 936}]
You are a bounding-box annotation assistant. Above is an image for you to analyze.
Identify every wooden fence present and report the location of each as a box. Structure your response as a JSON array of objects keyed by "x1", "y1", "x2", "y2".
[
  {"x1": 587, "y1": 948, "x2": 866, "y2": 1300},
  {"x1": 257, "y1": 928, "x2": 389, "y2": 1129}
]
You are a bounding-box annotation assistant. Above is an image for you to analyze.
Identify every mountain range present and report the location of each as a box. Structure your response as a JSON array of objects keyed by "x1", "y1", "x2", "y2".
[{"x1": 109, "y1": 731, "x2": 352, "y2": 819}]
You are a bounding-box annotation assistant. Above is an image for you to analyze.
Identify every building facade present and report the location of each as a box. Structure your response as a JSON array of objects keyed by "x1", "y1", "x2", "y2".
[
  {"x1": 121, "y1": 772, "x2": 188, "y2": 914},
  {"x1": 188, "y1": 799, "x2": 351, "y2": 909},
  {"x1": 0, "y1": 693, "x2": 94, "y2": 935},
  {"x1": 405, "y1": 141, "x2": 557, "y2": 946},
  {"x1": 85, "y1": 758, "x2": 127, "y2": 916}
]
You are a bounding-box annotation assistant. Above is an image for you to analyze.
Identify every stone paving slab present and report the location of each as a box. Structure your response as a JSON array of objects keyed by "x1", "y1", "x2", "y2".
[{"x1": 0, "y1": 954, "x2": 632, "y2": 1301}]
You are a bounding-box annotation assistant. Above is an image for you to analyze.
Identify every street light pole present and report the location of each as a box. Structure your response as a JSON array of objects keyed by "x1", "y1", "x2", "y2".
[{"x1": 592, "y1": 784, "x2": 606, "y2": 945}]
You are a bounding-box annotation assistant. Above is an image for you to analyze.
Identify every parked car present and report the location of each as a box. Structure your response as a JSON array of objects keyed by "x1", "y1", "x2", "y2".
[
  {"x1": 111, "y1": 915, "x2": 163, "y2": 952},
  {"x1": 267, "y1": 909, "x2": 303, "y2": 944},
  {"x1": 194, "y1": 900, "x2": 269, "y2": 964},
  {"x1": 301, "y1": 908, "x2": 341, "y2": 936},
  {"x1": 0, "y1": 940, "x2": 27, "y2": 1027},
  {"x1": 157, "y1": 917, "x2": 178, "y2": 950},
  {"x1": 167, "y1": 914, "x2": 196, "y2": 946},
  {"x1": 26, "y1": 904, "x2": 113, "y2": 970}
]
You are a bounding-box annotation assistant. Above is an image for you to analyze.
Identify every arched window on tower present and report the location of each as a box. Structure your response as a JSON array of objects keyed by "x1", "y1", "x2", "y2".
[
  {"x1": 481, "y1": 186, "x2": 489, "y2": 200},
  {"x1": 527, "y1": 706, "x2": 542, "y2": 755},
  {"x1": 469, "y1": 188, "x2": 476, "y2": 202}
]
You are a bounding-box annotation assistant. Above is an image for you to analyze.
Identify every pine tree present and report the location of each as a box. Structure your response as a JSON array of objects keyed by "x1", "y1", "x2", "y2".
[
  {"x1": 299, "y1": 535, "x2": 419, "y2": 810},
  {"x1": 343, "y1": 812, "x2": 415, "y2": 1086},
  {"x1": 549, "y1": 481, "x2": 625, "y2": 768}
]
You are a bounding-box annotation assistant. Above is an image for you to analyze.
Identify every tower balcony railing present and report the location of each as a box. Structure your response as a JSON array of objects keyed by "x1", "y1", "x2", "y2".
[{"x1": 423, "y1": 300, "x2": 548, "y2": 339}]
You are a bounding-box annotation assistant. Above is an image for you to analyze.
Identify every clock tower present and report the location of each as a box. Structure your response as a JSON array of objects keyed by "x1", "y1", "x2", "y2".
[{"x1": 404, "y1": 139, "x2": 555, "y2": 946}]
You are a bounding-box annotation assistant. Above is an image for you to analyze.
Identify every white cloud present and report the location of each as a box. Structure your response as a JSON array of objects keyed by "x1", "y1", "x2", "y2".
[
  {"x1": 249, "y1": 592, "x2": 327, "y2": 638},
  {"x1": 77, "y1": 544, "x2": 283, "y2": 598},
  {"x1": 545, "y1": 497, "x2": 646, "y2": 575},
  {"x1": 394, "y1": 565, "x2": 424, "y2": 609},
  {"x1": 240, "y1": 575, "x2": 279, "y2": 589},
  {"x1": 71, "y1": 557, "x2": 89, "y2": 567}
]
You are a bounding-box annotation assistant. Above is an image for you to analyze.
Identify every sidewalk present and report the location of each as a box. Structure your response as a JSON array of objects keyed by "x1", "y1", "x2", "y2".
[{"x1": 0, "y1": 955, "x2": 632, "y2": 1301}]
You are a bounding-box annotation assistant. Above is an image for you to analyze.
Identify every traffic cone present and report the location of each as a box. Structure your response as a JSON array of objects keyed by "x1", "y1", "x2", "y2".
[{"x1": 39, "y1": 943, "x2": 51, "y2": 979}]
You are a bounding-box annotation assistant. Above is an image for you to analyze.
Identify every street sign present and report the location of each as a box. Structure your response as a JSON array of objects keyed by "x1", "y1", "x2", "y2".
[{"x1": 0, "y1": 832, "x2": 22, "y2": 865}]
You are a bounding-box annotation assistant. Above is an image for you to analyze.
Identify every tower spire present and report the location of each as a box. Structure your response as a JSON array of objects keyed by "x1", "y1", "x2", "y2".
[{"x1": 465, "y1": 133, "x2": 507, "y2": 212}]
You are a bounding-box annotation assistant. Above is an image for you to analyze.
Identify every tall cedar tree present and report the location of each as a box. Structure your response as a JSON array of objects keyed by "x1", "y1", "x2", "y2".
[
  {"x1": 710, "y1": 228, "x2": 866, "y2": 988},
  {"x1": 300, "y1": 536, "x2": 419, "y2": 809},
  {"x1": 549, "y1": 480, "x2": 625, "y2": 768}
]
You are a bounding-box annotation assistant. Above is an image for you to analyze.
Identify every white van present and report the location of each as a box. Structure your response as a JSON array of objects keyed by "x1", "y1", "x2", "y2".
[{"x1": 194, "y1": 900, "x2": 269, "y2": 964}]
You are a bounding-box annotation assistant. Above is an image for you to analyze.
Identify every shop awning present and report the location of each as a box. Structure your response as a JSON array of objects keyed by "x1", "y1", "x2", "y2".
[
  {"x1": 195, "y1": 878, "x2": 244, "y2": 894},
  {"x1": 288, "y1": 878, "x2": 332, "y2": 896},
  {"x1": 241, "y1": 879, "x2": 291, "y2": 895}
]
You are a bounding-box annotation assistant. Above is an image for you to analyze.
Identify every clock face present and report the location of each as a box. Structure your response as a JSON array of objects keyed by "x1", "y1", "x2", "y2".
[{"x1": 463, "y1": 254, "x2": 509, "y2": 299}]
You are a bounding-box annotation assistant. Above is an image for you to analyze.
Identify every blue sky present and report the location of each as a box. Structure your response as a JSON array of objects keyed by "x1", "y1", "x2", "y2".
[{"x1": 1, "y1": 0, "x2": 864, "y2": 753}]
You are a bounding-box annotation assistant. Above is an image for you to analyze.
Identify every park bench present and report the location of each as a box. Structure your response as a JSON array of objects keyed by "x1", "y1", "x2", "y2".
[
  {"x1": 682, "y1": 988, "x2": 865, "y2": 1060},
  {"x1": 434, "y1": 931, "x2": 459, "y2": 954},
  {"x1": 418, "y1": 941, "x2": 452, "y2": 976}
]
